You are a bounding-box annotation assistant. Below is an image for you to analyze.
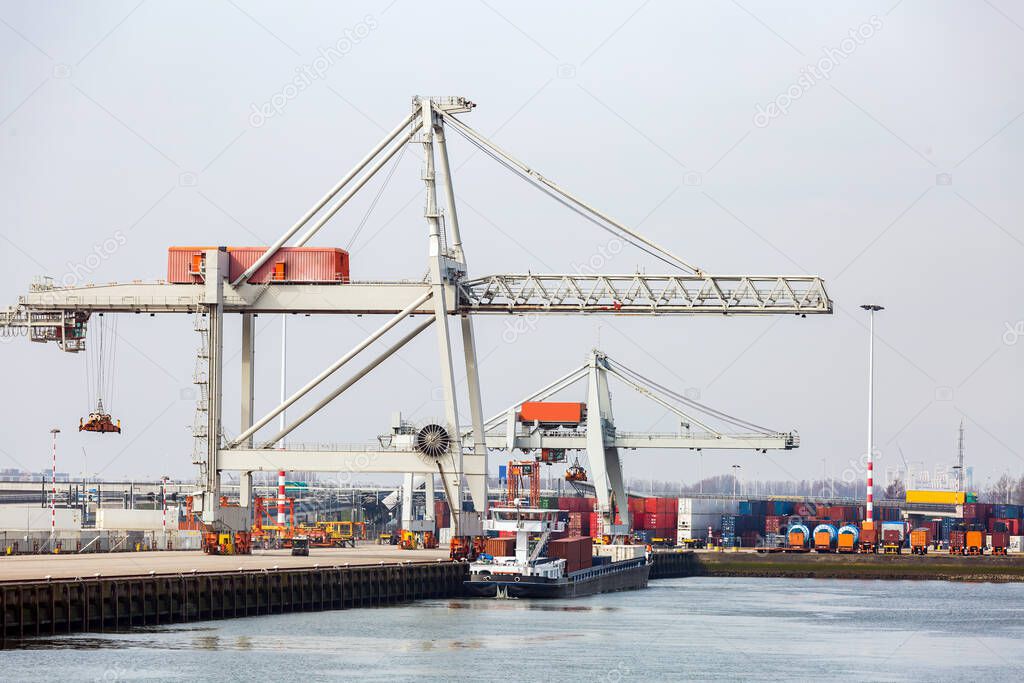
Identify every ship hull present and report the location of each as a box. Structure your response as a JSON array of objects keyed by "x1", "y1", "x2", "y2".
[{"x1": 464, "y1": 558, "x2": 650, "y2": 599}]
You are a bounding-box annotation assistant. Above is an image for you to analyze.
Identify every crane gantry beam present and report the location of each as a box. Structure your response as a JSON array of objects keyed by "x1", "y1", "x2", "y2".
[
  {"x1": 4, "y1": 270, "x2": 830, "y2": 321},
  {"x1": 0, "y1": 95, "x2": 833, "y2": 536}
]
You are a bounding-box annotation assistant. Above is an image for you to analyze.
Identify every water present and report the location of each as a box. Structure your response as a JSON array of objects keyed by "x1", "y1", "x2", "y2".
[{"x1": 6, "y1": 578, "x2": 1024, "y2": 682}]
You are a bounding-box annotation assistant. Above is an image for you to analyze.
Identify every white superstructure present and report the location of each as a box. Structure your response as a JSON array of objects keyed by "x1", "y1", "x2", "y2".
[{"x1": 470, "y1": 506, "x2": 566, "y2": 580}]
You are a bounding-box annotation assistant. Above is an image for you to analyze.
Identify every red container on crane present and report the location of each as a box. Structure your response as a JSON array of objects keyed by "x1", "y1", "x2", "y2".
[
  {"x1": 518, "y1": 402, "x2": 586, "y2": 425},
  {"x1": 167, "y1": 246, "x2": 350, "y2": 284}
]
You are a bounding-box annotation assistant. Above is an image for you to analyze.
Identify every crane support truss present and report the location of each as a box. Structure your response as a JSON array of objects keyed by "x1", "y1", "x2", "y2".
[{"x1": 0, "y1": 95, "x2": 832, "y2": 532}]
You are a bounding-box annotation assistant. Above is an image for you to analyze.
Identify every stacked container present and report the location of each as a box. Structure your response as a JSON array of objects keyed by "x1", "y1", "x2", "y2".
[{"x1": 546, "y1": 536, "x2": 593, "y2": 573}]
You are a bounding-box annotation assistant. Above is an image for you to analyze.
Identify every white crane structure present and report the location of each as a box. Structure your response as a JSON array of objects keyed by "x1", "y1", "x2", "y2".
[
  {"x1": 470, "y1": 349, "x2": 797, "y2": 536},
  {"x1": 0, "y1": 95, "x2": 832, "y2": 535}
]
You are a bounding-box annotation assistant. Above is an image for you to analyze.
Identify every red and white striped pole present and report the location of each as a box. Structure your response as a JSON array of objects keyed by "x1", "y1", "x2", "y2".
[
  {"x1": 861, "y1": 304, "x2": 883, "y2": 529},
  {"x1": 277, "y1": 470, "x2": 286, "y2": 526},
  {"x1": 162, "y1": 476, "x2": 168, "y2": 531},
  {"x1": 50, "y1": 428, "x2": 60, "y2": 541}
]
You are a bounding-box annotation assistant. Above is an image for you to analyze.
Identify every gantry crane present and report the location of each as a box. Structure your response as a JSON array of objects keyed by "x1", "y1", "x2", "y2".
[
  {"x1": 0, "y1": 96, "x2": 832, "y2": 539},
  {"x1": 471, "y1": 349, "x2": 798, "y2": 536}
]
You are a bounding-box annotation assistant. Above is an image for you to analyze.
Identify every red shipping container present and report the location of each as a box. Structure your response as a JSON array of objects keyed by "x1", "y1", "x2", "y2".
[
  {"x1": 644, "y1": 498, "x2": 657, "y2": 514},
  {"x1": 547, "y1": 536, "x2": 593, "y2": 573},
  {"x1": 990, "y1": 518, "x2": 1020, "y2": 535},
  {"x1": 518, "y1": 402, "x2": 585, "y2": 424},
  {"x1": 167, "y1": 246, "x2": 350, "y2": 284},
  {"x1": 484, "y1": 537, "x2": 515, "y2": 556}
]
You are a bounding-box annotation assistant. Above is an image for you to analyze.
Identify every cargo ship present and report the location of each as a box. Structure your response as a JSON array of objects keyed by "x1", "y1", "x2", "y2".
[{"x1": 464, "y1": 505, "x2": 650, "y2": 599}]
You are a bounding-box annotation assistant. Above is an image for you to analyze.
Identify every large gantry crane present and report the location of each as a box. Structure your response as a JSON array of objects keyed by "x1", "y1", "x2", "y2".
[{"x1": 0, "y1": 96, "x2": 832, "y2": 538}]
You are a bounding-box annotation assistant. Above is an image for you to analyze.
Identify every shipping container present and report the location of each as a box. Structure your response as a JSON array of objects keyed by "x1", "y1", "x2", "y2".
[
  {"x1": 518, "y1": 402, "x2": 585, "y2": 425},
  {"x1": 965, "y1": 530, "x2": 984, "y2": 555},
  {"x1": 95, "y1": 508, "x2": 167, "y2": 531},
  {"x1": 594, "y1": 544, "x2": 645, "y2": 562},
  {"x1": 677, "y1": 497, "x2": 739, "y2": 516},
  {"x1": 905, "y1": 490, "x2": 966, "y2": 505},
  {"x1": 547, "y1": 535, "x2": 593, "y2": 573},
  {"x1": 909, "y1": 528, "x2": 930, "y2": 554},
  {"x1": 167, "y1": 246, "x2": 350, "y2": 284},
  {"x1": 0, "y1": 507, "x2": 82, "y2": 531},
  {"x1": 990, "y1": 531, "x2": 1010, "y2": 555},
  {"x1": 483, "y1": 537, "x2": 515, "y2": 557}
]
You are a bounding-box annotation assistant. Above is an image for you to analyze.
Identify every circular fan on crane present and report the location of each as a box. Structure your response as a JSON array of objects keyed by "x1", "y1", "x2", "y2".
[{"x1": 413, "y1": 421, "x2": 453, "y2": 463}]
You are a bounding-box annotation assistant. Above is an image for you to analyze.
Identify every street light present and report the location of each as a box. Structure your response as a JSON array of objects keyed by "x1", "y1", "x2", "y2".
[
  {"x1": 861, "y1": 304, "x2": 884, "y2": 528},
  {"x1": 731, "y1": 464, "x2": 741, "y2": 497}
]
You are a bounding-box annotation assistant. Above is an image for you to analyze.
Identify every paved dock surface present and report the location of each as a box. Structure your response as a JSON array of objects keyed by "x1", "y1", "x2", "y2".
[{"x1": 0, "y1": 545, "x2": 450, "y2": 582}]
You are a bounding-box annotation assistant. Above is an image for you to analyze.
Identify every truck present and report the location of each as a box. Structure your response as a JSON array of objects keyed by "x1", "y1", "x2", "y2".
[
  {"x1": 882, "y1": 529, "x2": 902, "y2": 554},
  {"x1": 813, "y1": 524, "x2": 838, "y2": 553},
  {"x1": 836, "y1": 525, "x2": 859, "y2": 553},
  {"x1": 949, "y1": 530, "x2": 966, "y2": 555},
  {"x1": 291, "y1": 536, "x2": 310, "y2": 557},
  {"x1": 786, "y1": 524, "x2": 810, "y2": 552},
  {"x1": 965, "y1": 530, "x2": 984, "y2": 556},
  {"x1": 859, "y1": 526, "x2": 878, "y2": 553},
  {"x1": 990, "y1": 531, "x2": 1010, "y2": 556},
  {"x1": 909, "y1": 528, "x2": 930, "y2": 555}
]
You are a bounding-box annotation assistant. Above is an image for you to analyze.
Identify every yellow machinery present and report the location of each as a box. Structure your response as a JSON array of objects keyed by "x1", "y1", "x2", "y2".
[
  {"x1": 202, "y1": 531, "x2": 252, "y2": 555},
  {"x1": 399, "y1": 529, "x2": 417, "y2": 550},
  {"x1": 313, "y1": 521, "x2": 366, "y2": 548}
]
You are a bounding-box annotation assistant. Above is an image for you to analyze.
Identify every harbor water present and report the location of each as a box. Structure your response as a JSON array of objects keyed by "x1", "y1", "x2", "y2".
[{"x1": 6, "y1": 577, "x2": 1024, "y2": 681}]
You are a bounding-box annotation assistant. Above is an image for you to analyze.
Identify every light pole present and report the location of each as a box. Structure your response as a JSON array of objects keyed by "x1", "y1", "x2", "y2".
[
  {"x1": 861, "y1": 304, "x2": 884, "y2": 529},
  {"x1": 731, "y1": 464, "x2": 741, "y2": 497},
  {"x1": 49, "y1": 427, "x2": 60, "y2": 546}
]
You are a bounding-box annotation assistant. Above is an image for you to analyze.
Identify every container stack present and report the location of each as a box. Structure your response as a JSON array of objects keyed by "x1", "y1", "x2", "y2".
[{"x1": 546, "y1": 536, "x2": 593, "y2": 573}]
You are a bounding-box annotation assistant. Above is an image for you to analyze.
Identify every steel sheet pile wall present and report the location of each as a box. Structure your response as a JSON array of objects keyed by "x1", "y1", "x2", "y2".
[{"x1": 0, "y1": 561, "x2": 468, "y2": 646}]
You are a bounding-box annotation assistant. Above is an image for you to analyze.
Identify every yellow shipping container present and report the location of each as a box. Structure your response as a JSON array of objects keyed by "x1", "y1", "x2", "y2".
[{"x1": 905, "y1": 490, "x2": 965, "y2": 505}]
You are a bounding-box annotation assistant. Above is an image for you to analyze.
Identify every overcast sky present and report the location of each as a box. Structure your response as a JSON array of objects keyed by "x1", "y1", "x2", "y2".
[{"x1": 0, "y1": 1, "x2": 1020, "y2": 492}]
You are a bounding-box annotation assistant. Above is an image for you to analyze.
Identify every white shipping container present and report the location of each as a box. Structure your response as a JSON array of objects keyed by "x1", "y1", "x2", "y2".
[
  {"x1": 677, "y1": 512, "x2": 728, "y2": 539},
  {"x1": 96, "y1": 508, "x2": 166, "y2": 531},
  {"x1": 595, "y1": 544, "x2": 645, "y2": 562},
  {"x1": 677, "y1": 497, "x2": 739, "y2": 516},
  {"x1": 172, "y1": 530, "x2": 203, "y2": 551},
  {"x1": 1009, "y1": 536, "x2": 1023, "y2": 553},
  {"x1": 0, "y1": 507, "x2": 81, "y2": 531}
]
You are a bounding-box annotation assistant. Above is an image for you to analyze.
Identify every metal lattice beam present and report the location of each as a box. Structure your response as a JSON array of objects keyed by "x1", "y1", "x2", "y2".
[{"x1": 458, "y1": 274, "x2": 832, "y2": 314}]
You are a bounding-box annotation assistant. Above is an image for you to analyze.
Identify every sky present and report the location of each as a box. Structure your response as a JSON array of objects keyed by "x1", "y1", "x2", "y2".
[{"x1": 0, "y1": 1, "x2": 1020, "y2": 493}]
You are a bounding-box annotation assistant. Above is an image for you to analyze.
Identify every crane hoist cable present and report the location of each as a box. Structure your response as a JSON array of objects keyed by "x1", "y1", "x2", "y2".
[
  {"x1": 346, "y1": 139, "x2": 408, "y2": 252},
  {"x1": 442, "y1": 112, "x2": 700, "y2": 274},
  {"x1": 608, "y1": 359, "x2": 775, "y2": 434},
  {"x1": 80, "y1": 314, "x2": 122, "y2": 434}
]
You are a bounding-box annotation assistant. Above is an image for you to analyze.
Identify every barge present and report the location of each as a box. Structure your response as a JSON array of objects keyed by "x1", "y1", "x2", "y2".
[{"x1": 465, "y1": 505, "x2": 650, "y2": 598}]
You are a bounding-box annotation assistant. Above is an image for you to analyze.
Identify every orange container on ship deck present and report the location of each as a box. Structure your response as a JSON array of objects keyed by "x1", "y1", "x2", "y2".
[
  {"x1": 167, "y1": 246, "x2": 350, "y2": 284},
  {"x1": 483, "y1": 537, "x2": 515, "y2": 557}
]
